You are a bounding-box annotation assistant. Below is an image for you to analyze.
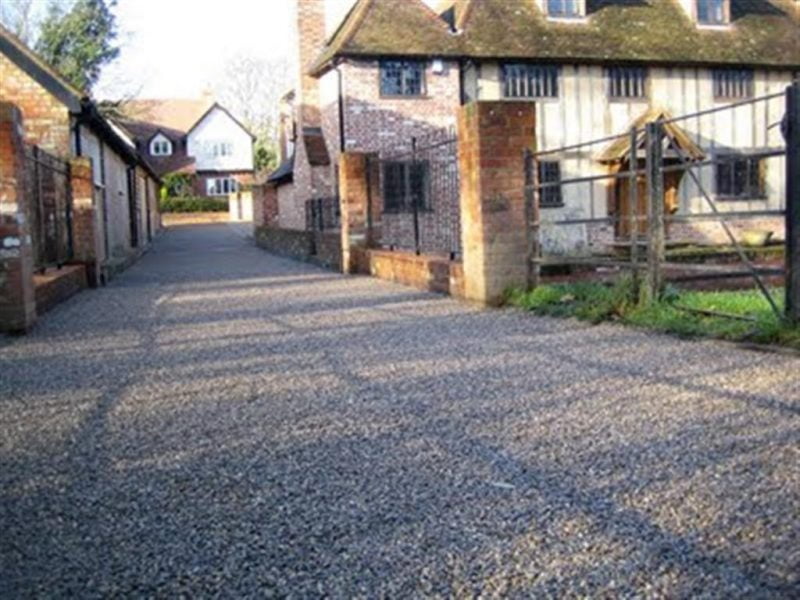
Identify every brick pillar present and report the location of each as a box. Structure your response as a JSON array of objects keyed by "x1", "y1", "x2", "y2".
[
  {"x1": 458, "y1": 101, "x2": 535, "y2": 305},
  {"x1": 69, "y1": 157, "x2": 102, "y2": 287},
  {"x1": 0, "y1": 103, "x2": 36, "y2": 333},
  {"x1": 339, "y1": 152, "x2": 371, "y2": 274}
]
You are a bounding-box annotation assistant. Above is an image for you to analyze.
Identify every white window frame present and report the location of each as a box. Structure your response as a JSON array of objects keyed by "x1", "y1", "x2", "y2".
[
  {"x1": 696, "y1": 0, "x2": 729, "y2": 27},
  {"x1": 210, "y1": 141, "x2": 234, "y2": 158},
  {"x1": 206, "y1": 177, "x2": 238, "y2": 196},
  {"x1": 150, "y1": 137, "x2": 172, "y2": 156},
  {"x1": 546, "y1": 0, "x2": 586, "y2": 20}
]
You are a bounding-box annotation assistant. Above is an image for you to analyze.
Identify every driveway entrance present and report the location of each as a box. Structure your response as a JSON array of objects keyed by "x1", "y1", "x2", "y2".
[{"x1": 1, "y1": 223, "x2": 797, "y2": 596}]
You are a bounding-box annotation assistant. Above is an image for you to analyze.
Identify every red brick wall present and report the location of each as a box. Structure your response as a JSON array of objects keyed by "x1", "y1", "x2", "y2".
[
  {"x1": 0, "y1": 54, "x2": 71, "y2": 157},
  {"x1": 320, "y1": 58, "x2": 461, "y2": 163},
  {"x1": 458, "y1": 101, "x2": 536, "y2": 304},
  {"x1": 0, "y1": 103, "x2": 37, "y2": 332}
]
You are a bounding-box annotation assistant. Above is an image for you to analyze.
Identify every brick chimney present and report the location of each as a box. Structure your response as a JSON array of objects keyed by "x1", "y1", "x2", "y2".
[{"x1": 295, "y1": 0, "x2": 326, "y2": 127}]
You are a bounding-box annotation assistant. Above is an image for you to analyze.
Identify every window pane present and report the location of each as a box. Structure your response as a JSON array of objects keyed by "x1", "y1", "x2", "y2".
[
  {"x1": 698, "y1": 0, "x2": 726, "y2": 24},
  {"x1": 538, "y1": 160, "x2": 563, "y2": 207},
  {"x1": 409, "y1": 162, "x2": 429, "y2": 209},
  {"x1": 381, "y1": 60, "x2": 422, "y2": 96},
  {"x1": 502, "y1": 64, "x2": 559, "y2": 98},
  {"x1": 403, "y1": 63, "x2": 423, "y2": 95},
  {"x1": 383, "y1": 162, "x2": 406, "y2": 210}
]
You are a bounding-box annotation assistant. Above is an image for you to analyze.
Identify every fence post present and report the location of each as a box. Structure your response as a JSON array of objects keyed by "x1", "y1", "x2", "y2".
[
  {"x1": 339, "y1": 152, "x2": 371, "y2": 274},
  {"x1": 0, "y1": 103, "x2": 37, "y2": 332},
  {"x1": 642, "y1": 121, "x2": 665, "y2": 305},
  {"x1": 786, "y1": 82, "x2": 800, "y2": 323},
  {"x1": 524, "y1": 149, "x2": 540, "y2": 288},
  {"x1": 457, "y1": 101, "x2": 535, "y2": 305},
  {"x1": 628, "y1": 126, "x2": 640, "y2": 295}
]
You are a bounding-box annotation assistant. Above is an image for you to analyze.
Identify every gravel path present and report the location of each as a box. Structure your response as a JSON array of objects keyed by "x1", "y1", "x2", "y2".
[{"x1": 1, "y1": 223, "x2": 798, "y2": 597}]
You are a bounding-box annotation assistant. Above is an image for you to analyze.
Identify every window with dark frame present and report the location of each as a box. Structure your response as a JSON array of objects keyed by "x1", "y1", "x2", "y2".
[
  {"x1": 502, "y1": 64, "x2": 560, "y2": 98},
  {"x1": 547, "y1": 0, "x2": 581, "y2": 18},
  {"x1": 382, "y1": 161, "x2": 430, "y2": 212},
  {"x1": 537, "y1": 160, "x2": 563, "y2": 208},
  {"x1": 713, "y1": 69, "x2": 754, "y2": 99},
  {"x1": 207, "y1": 177, "x2": 238, "y2": 196},
  {"x1": 607, "y1": 67, "x2": 648, "y2": 99},
  {"x1": 380, "y1": 60, "x2": 424, "y2": 97},
  {"x1": 715, "y1": 155, "x2": 765, "y2": 199},
  {"x1": 697, "y1": 0, "x2": 727, "y2": 25}
]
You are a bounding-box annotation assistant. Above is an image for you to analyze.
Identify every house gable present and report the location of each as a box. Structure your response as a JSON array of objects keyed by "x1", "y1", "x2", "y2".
[{"x1": 186, "y1": 105, "x2": 254, "y2": 173}]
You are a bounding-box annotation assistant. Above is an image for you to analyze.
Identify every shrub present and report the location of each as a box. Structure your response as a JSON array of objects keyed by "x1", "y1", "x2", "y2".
[
  {"x1": 161, "y1": 173, "x2": 196, "y2": 198},
  {"x1": 159, "y1": 196, "x2": 229, "y2": 213}
]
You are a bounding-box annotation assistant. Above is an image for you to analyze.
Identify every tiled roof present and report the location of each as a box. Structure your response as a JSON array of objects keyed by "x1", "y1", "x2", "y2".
[
  {"x1": 114, "y1": 118, "x2": 196, "y2": 177},
  {"x1": 311, "y1": 0, "x2": 460, "y2": 74},
  {"x1": 460, "y1": 0, "x2": 800, "y2": 67},
  {"x1": 312, "y1": 0, "x2": 800, "y2": 74},
  {"x1": 121, "y1": 98, "x2": 214, "y2": 133},
  {"x1": 597, "y1": 107, "x2": 705, "y2": 163},
  {"x1": 267, "y1": 154, "x2": 295, "y2": 185}
]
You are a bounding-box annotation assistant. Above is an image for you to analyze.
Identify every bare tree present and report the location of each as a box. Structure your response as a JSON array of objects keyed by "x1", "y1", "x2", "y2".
[
  {"x1": 211, "y1": 53, "x2": 292, "y2": 171},
  {"x1": 0, "y1": 0, "x2": 71, "y2": 45}
]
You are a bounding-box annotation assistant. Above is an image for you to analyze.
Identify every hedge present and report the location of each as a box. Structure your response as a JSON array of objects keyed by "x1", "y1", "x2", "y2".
[{"x1": 159, "y1": 197, "x2": 229, "y2": 213}]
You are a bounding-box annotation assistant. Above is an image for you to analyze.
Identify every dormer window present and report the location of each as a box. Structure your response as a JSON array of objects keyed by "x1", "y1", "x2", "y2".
[
  {"x1": 697, "y1": 0, "x2": 728, "y2": 25},
  {"x1": 150, "y1": 134, "x2": 172, "y2": 156},
  {"x1": 547, "y1": 0, "x2": 584, "y2": 19}
]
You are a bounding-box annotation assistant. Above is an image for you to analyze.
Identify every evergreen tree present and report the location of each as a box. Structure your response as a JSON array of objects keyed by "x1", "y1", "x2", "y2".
[{"x1": 35, "y1": 0, "x2": 119, "y2": 92}]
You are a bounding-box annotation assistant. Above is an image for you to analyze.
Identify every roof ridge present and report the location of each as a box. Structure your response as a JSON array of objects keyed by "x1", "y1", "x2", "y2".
[
  {"x1": 0, "y1": 21, "x2": 85, "y2": 103},
  {"x1": 456, "y1": 0, "x2": 477, "y2": 31},
  {"x1": 325, "y1": 0, "x2": 375, "y2": 52}
]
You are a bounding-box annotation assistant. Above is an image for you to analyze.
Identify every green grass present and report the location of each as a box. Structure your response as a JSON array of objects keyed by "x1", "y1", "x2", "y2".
[{"x1": 507, "y1": 280, "x2": 800, "y2": 350}]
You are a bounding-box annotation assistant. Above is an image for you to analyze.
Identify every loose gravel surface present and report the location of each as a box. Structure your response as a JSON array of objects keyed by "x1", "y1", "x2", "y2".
[{"x1": 1, "y1": 223, "x2": 798, "y2": 597}]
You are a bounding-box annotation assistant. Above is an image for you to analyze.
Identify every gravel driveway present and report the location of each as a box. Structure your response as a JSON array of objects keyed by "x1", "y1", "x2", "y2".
[{"x1": 1, "y1": 223, "x2": 798, "y2": 597}]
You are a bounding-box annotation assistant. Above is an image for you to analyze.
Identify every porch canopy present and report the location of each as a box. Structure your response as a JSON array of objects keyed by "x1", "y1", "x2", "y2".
[{"x1": 597, "y1": 107, "x2": 705, "y2": 164}]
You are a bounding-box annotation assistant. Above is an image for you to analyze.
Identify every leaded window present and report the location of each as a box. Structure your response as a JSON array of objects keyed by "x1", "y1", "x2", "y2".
[
  {"x1": 538, "y1": 161, "x2": 563, "y2": 208},
  {"x1": 502, "y1": 64, "x2": 560, "y2": 98},
  {"x1": 716, "y1": 155, "x2": 764, "y2": 199},
  {"x1": 382, "y1": 161, "x2": 430, "y2": 212},
  {"x1": 380, "y1": 60, "x2": 424, "y2": 97},
  {"x1": 607, "y1": 66, "x2": 648, "y2": 99},
  {"x1": 713, "y1": 69, "x2": 754, "y2": 99}
]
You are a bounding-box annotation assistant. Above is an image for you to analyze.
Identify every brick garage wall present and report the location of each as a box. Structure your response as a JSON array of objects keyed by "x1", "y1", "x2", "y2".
[{"x1": 0, "y1": 54, "x2": 72, "y2": 156}]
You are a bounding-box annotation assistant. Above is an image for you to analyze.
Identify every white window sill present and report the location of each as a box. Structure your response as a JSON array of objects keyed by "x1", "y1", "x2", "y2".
[{"x1": 547, "y1": 16, "x2": 588, "y2": 24}]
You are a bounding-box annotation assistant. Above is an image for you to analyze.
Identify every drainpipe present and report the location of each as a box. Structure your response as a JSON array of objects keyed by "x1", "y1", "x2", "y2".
[{"x1": 337, "y1": 65, "x2": 346, "y2": 153}]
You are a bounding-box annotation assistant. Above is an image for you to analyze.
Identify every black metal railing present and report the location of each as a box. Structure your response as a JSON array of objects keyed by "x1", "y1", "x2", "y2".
[
  {"x1": 22, "y1": 145, "x2": 73, "y2": 271},
  {"x1": 305, "y1": 197, "x2": 340, "y2": 233},
  {"x1": 368, "y1": 128, "x2": 461, "y2": 260}
]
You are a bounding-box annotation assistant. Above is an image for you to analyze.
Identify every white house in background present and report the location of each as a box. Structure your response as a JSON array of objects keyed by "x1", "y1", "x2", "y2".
[{"x1": 119, "y1": 98, "x2": 256, "y2": 197}]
